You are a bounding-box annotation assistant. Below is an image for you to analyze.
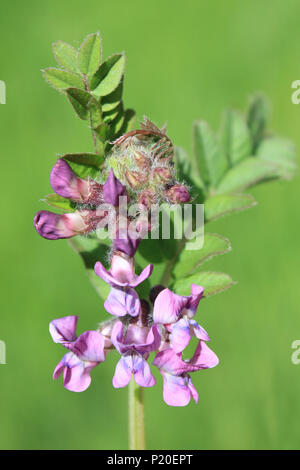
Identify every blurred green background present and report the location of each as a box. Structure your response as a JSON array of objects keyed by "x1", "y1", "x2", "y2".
[{"x1": 1, "y1": 0, "x2": 300, "y2": 450}]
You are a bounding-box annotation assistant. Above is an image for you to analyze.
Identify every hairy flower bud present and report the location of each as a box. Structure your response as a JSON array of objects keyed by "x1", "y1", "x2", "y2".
[
  {"x1": 166, "y1": 184, "x2": 190, "y2": 203},
  {"x1": 137, "y1": 189, "x2": 157, "y2": 209},
  {"x1": 125, "y1": 170, "x2": 147, "y2": 189},
  {"x1": 152, "y1": 167, "x2": 173, "y2": 185},
  {"x1": 133, "y1": 150, "x2": 151, "y2": 170}
]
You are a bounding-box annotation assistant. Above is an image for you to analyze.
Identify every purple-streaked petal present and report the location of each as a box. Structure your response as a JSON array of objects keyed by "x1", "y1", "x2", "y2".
[
  {"x1": 34, "y1": 211, "x2": 87, "y2": 240},
  {"x1": 112, "y1": 322, "x2": 160, "y2": 355},
  {"x1": 161, "y1": 373, "x2": 192, "y2": 407},
  {"x1": 49, "y1": 316, "x2": 78, "y2": 344},
  {"x1": 137, "y1": 325, "x2": 161, "y2": 354},
  {"x1": 113, "y1": 231, "x2": 141, "y2": 257},
  {"x1": 184, "y1": 284, "x2": 204, "y2": 318},
  {"x1": 71, "y1": 331, "x2": 105, "y2": 362},
  {"x1": 104, "y1": 288, "x2": 128, "y2": 317},
  {"x1": 50, "y1": 158, "x2": 89, "y2": 201},
  {"x1": 130, "y1": 264, "x2": 153, "y2": 287},
  {"x1": 169, "y1": 317, "x2": 191, "y2": 353},
  {"x1": 110, "y1": 255, "x2": 135, "y2": 284},
  {"x1": 103, "y1": 169, "x2": 126, "y2": 206},
  {"x1": 153, "y1": 348, "x2": 184, "y2": 375},
  {"x1": 189, "y1": 319, "x2": 210, "y2": 342},
  {"x1": 94, "y1": 261, "x2": 127, "y2": 287},
  {"x1": 104, "y1": 287, "x2": 140, "y2": 318},
  {"x1": 187, "y1": 340, "x2": 219, "y2": 371},
  {"x1": 133, "y1": 356, "x2": 156, "y2": 387},
  {"x1": 153, "y1": 288, "x2": 188, "y2": 324},
  {"x1": 112, "y1": 355, "x2": 133, "y2": 388},
  {"x1": 53, "y1": 352, "x2": 94, "y2": 392},
  {"x1": 187, "y1": 376, "x2": 198, "y2": 403},
  {"x1": 125, "y1": 287, "x2": 141, "y2": 317},
  {"x1": 53, "y1": 358, "x2": 65, "y2": 380}
]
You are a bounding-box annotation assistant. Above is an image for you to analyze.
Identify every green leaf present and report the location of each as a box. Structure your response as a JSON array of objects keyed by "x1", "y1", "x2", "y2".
[
  {"x1": 41, "y1": 194, "x2": 76, "y2": 212},
  {"x1": 65, "y1": 88, "x2": 91, "y2": 119},
  {"x1": 53, "y1": 41, "x2": 78, "y2": 73},
  {"x1": 172, "y1": 233, "x2": 231, "y2": 279},
  {"x1": 247, "y1": 94, "x2": 269, "y2": 153},
  {"x1": 42, "y1": 68, "x2": 84, "y2": 91},
  {"x1": 65, "y1": 88, "x2": 102, "y2": 127},
  {"x1": 216, "y1": 157, "x2": 277, "y2": 194},
  {"x1": 77, "y1": 32, "x2": 102, "y2": 76},
  {"x1": 219, "y1": 109, "x2": 252, "y2": 166},
  {"x1": 102, "y1": 102, "x2": 122, "y2": 123},
  {"x1": 204, "y1": 193, "x2": 257, "y2": 222},
  {"x1": 193, "y1": 121, "x2": 227, "y2": 190},
  {"x1": 68, "y1": 235, "x2": 111, "y2": 301},
  {"x1": 62, "y1": 153, "x2": 104, "y2": 179},
  {"x1": 257, "y1": 137, "x2": 297, "y2": 179},
  {"x1": 101, "y1": 81, "x2": 123, "y2": 112},
  {"x1": 171, "y1": 271, "x2": 235, "y2": 298},
  {"x1": 91, "y1": 54, "x2": 126, "y2": 97}
]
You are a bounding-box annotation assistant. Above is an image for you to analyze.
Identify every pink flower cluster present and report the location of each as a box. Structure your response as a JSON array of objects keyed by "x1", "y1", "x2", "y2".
[{"x1": 50, "y1": 251, "x2": 218, "y2": 406}]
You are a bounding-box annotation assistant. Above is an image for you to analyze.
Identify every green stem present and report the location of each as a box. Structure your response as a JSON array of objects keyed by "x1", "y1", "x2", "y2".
[{"x1": 128, "y1": 380, "x2": 145, "y2": 450}]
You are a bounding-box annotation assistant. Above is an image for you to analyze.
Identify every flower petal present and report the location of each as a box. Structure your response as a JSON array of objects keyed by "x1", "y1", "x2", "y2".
[
  {"x1": 188, "y1": 340, "x2": 219, "y2": 370},
  {"x1": 184, "y1": 284, "x2": 204, "y2": 318},
  {"x1": 49, "y1": 316, "x2": 78, "y2": 344},
  {"x1": 103, "y1": 169, "x2": 126, "y2": 206},
  {"x1": 50, "y1": 158, "x2": 88, "y2": 201},
  {"x1": 161, "y1": 373, "x2": 192, "y2": 407},
  {"x1": 153, "y1": 288, "x2": 188, "y2": 324},
  {"x1": 104, "y1": 288, "x2": 128, "y2": 317},
  {"x1": 133, "y1": 355, "x2": 156, "y2": 387},
  {"x1": 189, "y1": 319, "x2": 210, "y2": 342},
  {"x1": 71, "y1": 331, "x2": 105, "y2": 362},
  {"x1": 34, "y1": 211, "x2": 87, "y2": 240},
  {"x1": 112, "y1": 355, "x2": 133, "y2": 388},
  {"x1": 94, "y1": 261, "x2": 126, "y2": 287},
  {"x1": 130, "y1": 264, "x2": 153, "y2": 287},
  {"x1": 169, "y1": 317, "x2": 191, "y2": 353}
]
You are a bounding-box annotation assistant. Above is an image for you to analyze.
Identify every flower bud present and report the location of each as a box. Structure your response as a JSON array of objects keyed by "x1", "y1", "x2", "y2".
[
  {"x1": 137, "y1": 189, "x2": 156, "y2": 209},
  {"x1": 125, "y1": 170, "x2": 147, "y2": 189},
  {"x1": 33, "y1": 210, "x2": 88, "y2": 240},
  {"x1": 133, "y1": 150, "x2": 151, "y2": 170},
  {"x1": 166, "y1": 184, "x2": 190, "y2": 203},
  {"x1": 103, "y1": 169, "x2": 127, "y2": 206},
  {"x1": 152, "y1": 167, "x2": 173, "y2": 185},
  {"x1": 50, "y1": 158, "x2": 103, "y2": 206}
]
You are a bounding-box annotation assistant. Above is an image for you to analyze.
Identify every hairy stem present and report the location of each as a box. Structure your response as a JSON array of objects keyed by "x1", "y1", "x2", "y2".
[{"x1": 128, "y1": 380, "x2": 145, "y2": 450}]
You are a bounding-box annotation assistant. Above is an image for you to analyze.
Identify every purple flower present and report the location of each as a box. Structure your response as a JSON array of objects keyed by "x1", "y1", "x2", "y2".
[
  {"x1": 50, "y1": 158, "x2": 103, "y2": 205},
  {"x1": 34, "y1": 209, "x2": 107, "y2": 240},
  {"x1": 49, "y1": 316, "x2": 106, "y2": 392},
  {"x1": 103, "y1": 169, "x2": 127, "y2": 206},
  {"x1": 153, "y1": 340, "x2": 219, "y2": 406},
  {"x1": 95, "y1": 254, "x2": 153, "y2": 317},
  {"x1": 153, "y1": 284, "x2": 208, "y2": 353},
  {"x1": 111, "y1": 320, "x2": 160, "y2": 388},
  {"x1": 166, "y1": 184, "x2": 191, "y2": 203},
  {"x1": 113, "y1": 229, "x2": 141, "y2": 257}
]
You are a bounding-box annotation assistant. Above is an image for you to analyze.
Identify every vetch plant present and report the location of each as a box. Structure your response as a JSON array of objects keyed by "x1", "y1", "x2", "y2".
[{"x1": 34, "y1": 32, "x2": 296, "y2": 450}]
